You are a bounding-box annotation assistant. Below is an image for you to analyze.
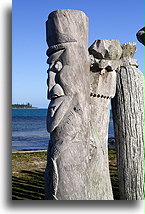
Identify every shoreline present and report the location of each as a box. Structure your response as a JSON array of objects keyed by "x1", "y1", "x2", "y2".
[
  {"x1": 12, "y1": 108, "x2": 47, "y2": 109},
  {"x1": 12, "y1": 137, "x2": 116, "y2": 153},
  {"x1": 12, "y1": 150, "x2": 47, "y2": 153},
  {"x1": 12, "y1": 108, "x2": 39, "y2": 109}
]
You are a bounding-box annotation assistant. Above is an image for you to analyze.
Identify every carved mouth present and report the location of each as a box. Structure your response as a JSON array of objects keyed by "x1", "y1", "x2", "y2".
[
  {"x1": 48, "y1": 83, "x2": 65, "y2": 117},
  {"x1": 51, "y1": 95, "x2": 64, "y2": 100}
]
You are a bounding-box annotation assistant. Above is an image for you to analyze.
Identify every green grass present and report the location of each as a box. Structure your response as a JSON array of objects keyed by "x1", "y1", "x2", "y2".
[
  {"x1": 12, "y1": 151, "x2": 47, "y2": 200},
  {"x1": 12, "y1": 149, "x2": 119, "y2": 200},
  {"x1": 108, "y1": 148, "x2": 120, "y2": 200}
]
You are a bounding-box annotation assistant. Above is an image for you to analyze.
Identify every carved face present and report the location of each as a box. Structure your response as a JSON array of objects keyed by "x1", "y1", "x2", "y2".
[
  {"x1": 46, "y1": 42, "x2": 89, "y2": 132},
  {"x1": 47, "y1": 48, "x2": 65, "y2": 132},
  {"x1": 47, "y1": 43, "x2": 88, "y2": 132}
]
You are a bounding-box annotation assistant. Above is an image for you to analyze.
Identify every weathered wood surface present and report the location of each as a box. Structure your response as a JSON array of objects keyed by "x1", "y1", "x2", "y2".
[
  {"x1": 111, "y1": 42, "x2": 144, "y2": 200},
  {"x1": 45, "y1": 10, "x2": 114, "y2": 200},
  {"x1": 89, "y1": 91, "x2": 114, "y2": 199},
  {"x1": 45, "y1": 9, "x2": 90, "y2": 200},
  {"x1": 88, "y1": 39, "x2": 122, "y2": 200},
  {"x1": 45, "y1": 9, "x2": 144, "y2": 201}
]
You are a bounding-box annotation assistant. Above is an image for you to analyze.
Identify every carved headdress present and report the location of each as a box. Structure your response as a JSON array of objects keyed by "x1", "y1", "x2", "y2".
[{"x1": 46, "y1": 9, "x2": 88, "y2": 56}]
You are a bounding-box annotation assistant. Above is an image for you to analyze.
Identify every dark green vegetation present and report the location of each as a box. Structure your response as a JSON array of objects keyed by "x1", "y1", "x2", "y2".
[
  {"x1": 12, "y1": 149, "x2": 120, "y2": 200},
  {"x1": 12, "y1": 103, "x2": 37, "y2": 108}
]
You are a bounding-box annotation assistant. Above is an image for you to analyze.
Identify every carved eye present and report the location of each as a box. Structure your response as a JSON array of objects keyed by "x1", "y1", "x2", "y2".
[{"x1": 54, "y1": 61, "x2": 63, "y2": 72}]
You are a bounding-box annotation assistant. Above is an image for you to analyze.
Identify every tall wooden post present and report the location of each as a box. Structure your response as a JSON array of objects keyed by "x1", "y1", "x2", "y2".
[
  {"x1": 45, "y1": 10, "x2": 114, "y2": 200},
  {"x1": 45, "y1": 9, "x2": 90, "y2": 200},
  {"x1": 88, "y1": 39, "x2": 122, "y2": 200},
  {"x1": 111, "y1": 42, "x2": 144, "y2": 200}
]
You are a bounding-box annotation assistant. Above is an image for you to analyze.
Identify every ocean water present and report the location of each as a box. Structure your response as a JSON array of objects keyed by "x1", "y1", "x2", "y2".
[
  {"x1": 12, "y1": 109, "x2": 114, "y2": 151},
  {"x1": 12, "y1": 109, "x2": 49, "y2": 151}
]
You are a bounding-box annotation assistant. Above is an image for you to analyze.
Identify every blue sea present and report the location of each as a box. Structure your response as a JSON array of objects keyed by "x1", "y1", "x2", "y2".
[{"x1": 12, "y1": 109, "x2": 114, "y2": 151}]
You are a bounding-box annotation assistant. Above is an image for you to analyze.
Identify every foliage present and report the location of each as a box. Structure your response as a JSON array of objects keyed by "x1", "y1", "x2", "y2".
[{"x1": 12, "y1": 103, "x2": 34, "y2": 108}]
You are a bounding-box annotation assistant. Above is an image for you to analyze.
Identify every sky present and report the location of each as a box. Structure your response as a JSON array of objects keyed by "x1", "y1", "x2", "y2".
[{"x1": 12, "y1": 0, "x2": 144, "y2": 108}]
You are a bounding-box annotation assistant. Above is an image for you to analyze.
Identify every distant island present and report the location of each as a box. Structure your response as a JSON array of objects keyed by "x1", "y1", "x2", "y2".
[{"x1": 12, "y1": 103, "x2": 38, "y2": 109}]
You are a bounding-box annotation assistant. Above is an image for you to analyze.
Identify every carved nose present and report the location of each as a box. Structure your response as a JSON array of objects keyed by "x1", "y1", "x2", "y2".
[
  {"x1": 50, "y1": 84, "x2": 64, "y2": 99},
  {"x1": 47, "y1": 70, "x2": 64, "y2": 100},
  {"x1": 47, "y1": 70, "x2": 56, "y2": 100}
]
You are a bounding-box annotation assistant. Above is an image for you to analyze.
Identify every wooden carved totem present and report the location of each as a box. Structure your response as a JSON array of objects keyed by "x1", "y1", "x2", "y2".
[
  {"x1": 45, "y1": 9, "x2": 114, "y2": 200},
  {"x1": 45, "y1": 9, "x2": 144, "y2": 200}
]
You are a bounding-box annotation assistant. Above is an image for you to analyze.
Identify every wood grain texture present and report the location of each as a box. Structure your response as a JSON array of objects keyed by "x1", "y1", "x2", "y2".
[
  {"x1": 45, "y1": 10, "x2": 114, "y2": 200},
  {"x1": 45, "y1": 9, "x2": 90, "y2": 200},
  {"x1": 111, "y1": 55, "x2": 144, "y2": 200}
]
